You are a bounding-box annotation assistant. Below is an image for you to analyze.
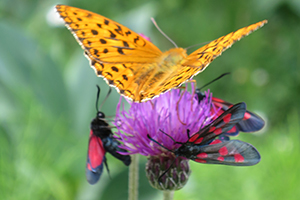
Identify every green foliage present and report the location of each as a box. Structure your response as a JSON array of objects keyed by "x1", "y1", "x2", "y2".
[{"x1": 0, "y1": 0, "x2": 299, "y2": 199}]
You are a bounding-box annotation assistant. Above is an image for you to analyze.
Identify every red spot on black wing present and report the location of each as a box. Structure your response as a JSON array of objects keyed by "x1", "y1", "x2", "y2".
[
  {"x1": 223, "y1": 113, "x2": 232, "y2": 123},
  {"x1": 218, "y1": 146, "x2": 228, "y2": 156},
  {"x1": 210, "y1": 139, "x2": 222, "y2": 145},
  {"x1": 237, "y1": 110, "x2": 265, "y2": 133},
  {"x1": 194, "y1": 137, "x2": 203, "y2": 144},
  {"x1": 234, "y1": 154, "x2": 245, "y2": 162}
]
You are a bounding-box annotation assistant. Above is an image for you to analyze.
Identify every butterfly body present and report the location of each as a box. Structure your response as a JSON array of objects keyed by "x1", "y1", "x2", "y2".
[{"x1": 56, "y1": 4, "x2": 267, "y2": 102}]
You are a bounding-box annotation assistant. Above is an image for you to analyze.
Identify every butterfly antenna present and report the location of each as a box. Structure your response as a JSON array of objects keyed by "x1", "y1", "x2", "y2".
[
  {"x1": 151, "y1": 18, "x2": 178, "y2": 48},
  {"x1": 185, "y1": 41, "x2": 210, "y2": 50},
  {"x1": 99, "y1": 87, "x2": 112, "y2": 111},
  {"x1": 198, "y1": 72, "x2": 231, "y2": 91}
]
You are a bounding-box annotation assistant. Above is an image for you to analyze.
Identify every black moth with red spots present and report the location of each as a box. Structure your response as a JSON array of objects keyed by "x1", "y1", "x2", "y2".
[
  {"x1": 196, "y1": 89, "x2": 265, "y2": 136},
  {"x1": 148, "y1": 102, "x2": 260, "y2": 178},
  {"x1": 174, "y1": 102, "x2": 260, "y2": 166},
  {"x1": 86, "y1": 86, "x2": 131, "y2": 185}
]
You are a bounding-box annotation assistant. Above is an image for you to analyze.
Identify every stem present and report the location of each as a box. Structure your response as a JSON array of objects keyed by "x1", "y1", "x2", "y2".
[
  {"x1": 163, "y1": 191, "x2": 174, "y2": 200},
  {"x1": 128, "y1": 154, "x2": 139, "y2": 200}
]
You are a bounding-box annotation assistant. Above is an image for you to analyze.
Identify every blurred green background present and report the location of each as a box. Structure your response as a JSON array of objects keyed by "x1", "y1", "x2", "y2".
[{"x1": 1, "y1": 0, "x2": 299, "y2": 199}]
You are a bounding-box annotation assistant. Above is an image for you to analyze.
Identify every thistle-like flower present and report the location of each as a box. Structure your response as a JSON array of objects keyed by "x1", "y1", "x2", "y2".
[{"x1": 114, "y1": 83, "x2": 216, "y2": 190}]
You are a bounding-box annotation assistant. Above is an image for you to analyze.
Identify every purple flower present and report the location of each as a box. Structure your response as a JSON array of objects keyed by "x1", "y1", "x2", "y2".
[
  {"x1": 114, "y1": 83, "x2": 215, "y2": 156},
  {"x1": 114, "y1": 83, "x2": 217, "y2": 190}
]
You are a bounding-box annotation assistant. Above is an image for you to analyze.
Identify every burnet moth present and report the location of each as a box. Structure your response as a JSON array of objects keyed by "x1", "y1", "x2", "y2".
[
  {"x1": 86, "y1": 85, "x2": 131, "y2": 184},
  {"x1": 148, "y1": 102, "x2": 261, "y2": 182},
  {"x1": 196, "y1": 73, "x2": 265, "y2": 136}
]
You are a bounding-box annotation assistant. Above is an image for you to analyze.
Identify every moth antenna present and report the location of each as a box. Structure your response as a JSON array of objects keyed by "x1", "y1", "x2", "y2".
[
  {"x1": 197, "y1": 72, "x2": 231, "y2": 91},
  {"x1": 159, "y1": 129, "x2": 184, "y2": 144},
  {"x1": 95, "y1": 85, "x2": 101, "y2": 112},
  {"x1": 158, "y1": 156, "x2": 178, "y2": 184},
  {"x1": 147, "y1": 134, "x2": 173, "y2": 152},
  {"x1": 99, "y1": 86, "x2": 112, "y2": 111},
  {"x1": 151, "y1": 18, "x2": 178, "y2": 48}
]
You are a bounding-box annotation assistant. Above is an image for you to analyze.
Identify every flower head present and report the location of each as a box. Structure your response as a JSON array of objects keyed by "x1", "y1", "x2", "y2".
[
  {"x1": 114, "y1": 83, "x2": 214, "y2": 156},
  {"x1": 114, "y1": 83, "x2": 216, "y2": 190}
]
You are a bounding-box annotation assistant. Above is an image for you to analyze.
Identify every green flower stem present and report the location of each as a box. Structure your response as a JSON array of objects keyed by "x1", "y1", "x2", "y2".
[
  {"x1": 128, "y1": 154, "x2": 139, "y2": 200},
  {"x1": 163, "y1": 191, "x2": 174, "y2": 200}
]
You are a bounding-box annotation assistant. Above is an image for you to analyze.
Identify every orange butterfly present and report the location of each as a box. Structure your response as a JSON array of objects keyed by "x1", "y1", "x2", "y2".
[{"x1": 56, "y1": 5, "x2": 267, "y2": 102}]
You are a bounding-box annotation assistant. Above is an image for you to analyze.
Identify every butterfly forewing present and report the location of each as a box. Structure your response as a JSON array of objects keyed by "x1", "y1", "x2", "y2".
[
  {"x1": 56, "y1": 4, "x2": 161, "y2": 63},
  {"x1": 189, "y1": 102, "x2": 246, "y2": 145},
  {"x1": 194, "y1": 140, "x2": 261, "y2": 166},
  {"x1": 182, "y1": 20, "x2": 268, "y2": 69},
  {"x1": 86, "y1": 131, "x2": 106, "y2": 184}
]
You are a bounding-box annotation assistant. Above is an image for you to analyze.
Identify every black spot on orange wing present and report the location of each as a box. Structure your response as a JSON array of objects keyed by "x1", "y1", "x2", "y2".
[
  {"x1": 117, "y1": 48, "x2": 124, "y2": 55},
  {"x1": 104, "y1": 19, "x2": 109, "y2": 25},
  {"x1": 133, "y1": 36, "x2": 140, "y2": 44},
  {"x1": 91, "y1": 30, "x2": 98, "y2": 35},
  {"x1": 103, "y1": 49, "x2": 108, "y2": 54},
  {"x1": 123, "y1": 41, "x2": 129, "y2": 47},
  {"x1": 105, "y1": 72, "x2": 113, "y2": 78},
  {"x1": 115, "y1": 80, "x2": 124, "y2": 88},
  {"x1": 108, "y1": 79, "x2": 114, "y2": 85},
  {"x1": 175, "y1": 76, "x2": 183, "y2": 81},
  {"x1": 100, "y1": 39, "x2": 107, "y2": 44},
  {"x1": 97, "y1": 71, "x2": 102, "y2": 75},
  {"x1": 114, "y1": 25, "x2": 123, "y2": 35},
  {"x1": 122, "y1": 75, "x2": 128, "y2": 81},
  {"x1": 111, "y1": 66, "x2": 119, "y2": 72},
  {"x1": 108, "y1": 30, "x2": 117, "y2": 39},
  {"x1": 125, "y1": 31, "x2": 131, "y2": 36}
]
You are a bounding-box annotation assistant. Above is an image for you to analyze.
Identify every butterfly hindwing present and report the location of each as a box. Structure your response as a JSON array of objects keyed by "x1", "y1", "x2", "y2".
[
  {"x1": 193, "y1": 139, "x2": 261, "y2": 166},
  {"x1": 189, "y1": 102, "x2": 246, "y2": 145},
  {"x1": 196, "y1": 90, "x2": 265, "y2": 136},
  {"x1": 212, "y1": 97, "x2": 265, "y2": 136},
  {"x1": 86, "y1": 131, "x2": 106, "y2": 184}
]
